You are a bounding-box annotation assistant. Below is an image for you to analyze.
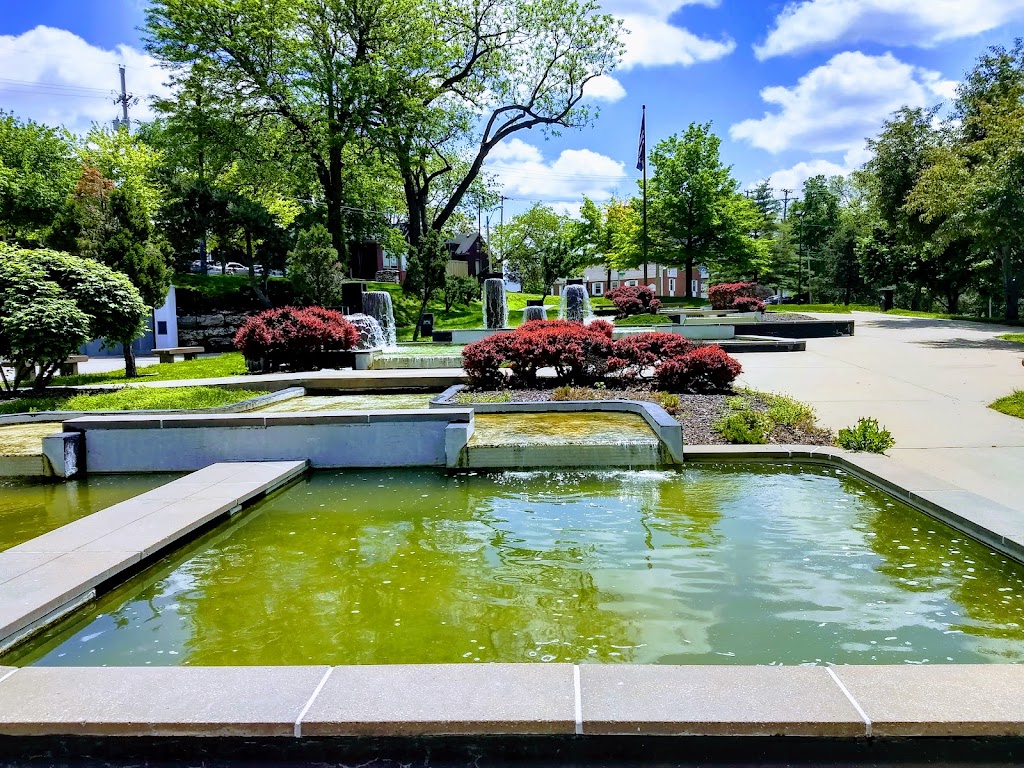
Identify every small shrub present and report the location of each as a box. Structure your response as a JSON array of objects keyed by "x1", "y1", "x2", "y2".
[
  {"x1": 455, "y1": 389, "x2": 512, "y2": 404},
  {"x1": 287, "y1": 224, "x2": 345, "y2": 306},
  {"x1": 731, "y1": 296, "x2": 766, "y2": 313},
  {"x1": 708, "y1": 282, "x2": 757, "y2": 310},
  {"x1": 762, "y1": 392, "x2": 817, "y2": 430},
  {"x1": 655, "y1": 345, "x2": 742, "y2": 394},
  {"x1": 606, "y1": 285, "x2": 662, "y2": 318},
  {"x1": 551, "y1": 385, "x2": 600, "y2": 401},
  {"x1": 836, "y1": 417, "x2": 895, "y2": 453},
  {"x1": 443, "y1": 275, "x2": 479, "y2": 311},
  {"x1": 233, "y1": 306, "x2": 359, "y2": 372},
  {"x1": 714, "y1": 410, "x2": 771, "y2": 444},
  {"x1": 608, "y1": 333, "x2": 695, "y2": 381},
  {"x1": 655, "y1": 392, "x2": 680, "y2": 415}
]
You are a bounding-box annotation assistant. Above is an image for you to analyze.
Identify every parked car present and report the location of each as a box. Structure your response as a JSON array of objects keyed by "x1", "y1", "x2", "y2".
[{"x1": 224, "y1": 262, "x2": 248, "y2": 274}]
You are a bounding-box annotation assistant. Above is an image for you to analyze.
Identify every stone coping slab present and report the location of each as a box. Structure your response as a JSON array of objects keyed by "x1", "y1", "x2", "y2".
[
  {"x1": 2, "y1": 663, "x2": 1024, "y2": 739},
  {"x1": 64, "y1": 408, "x2": 473, "y2": 431},
  {"x1": 0, "y1": 461, "x2": 307, "y2": 652}
]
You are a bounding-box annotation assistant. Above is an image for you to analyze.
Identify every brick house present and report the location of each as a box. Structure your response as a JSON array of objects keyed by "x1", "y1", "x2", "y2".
[{"x1": 444, "y1": 233, "x2": 492, "y2": 279}]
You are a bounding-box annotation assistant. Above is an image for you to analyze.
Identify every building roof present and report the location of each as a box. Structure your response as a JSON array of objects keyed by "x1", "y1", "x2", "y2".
[{"x1": 445, "y1": 232, "x2": 481, "y2": 256}]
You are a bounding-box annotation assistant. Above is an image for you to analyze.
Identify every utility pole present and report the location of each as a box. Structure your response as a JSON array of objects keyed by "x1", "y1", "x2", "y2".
[
  {"x1": 112, "y1": 65, "x2": 137, "y2": 132},
  {"x1": 781, "y1": 189, "x2": 793, "y2": 221}
]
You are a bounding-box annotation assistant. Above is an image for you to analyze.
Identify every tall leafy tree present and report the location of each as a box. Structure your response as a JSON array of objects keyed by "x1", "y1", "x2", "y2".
[
  {"x1": 0, "y1": 113, "x2": 77, "y2": 243},
  {"x1": 647, "y1": 123, "x2": 763, "y2": 295},
  {"x1": 498, "y1": 203, "x2": 589, "y2": 297}
]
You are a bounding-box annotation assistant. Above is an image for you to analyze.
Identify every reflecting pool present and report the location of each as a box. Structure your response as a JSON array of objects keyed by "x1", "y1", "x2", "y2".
[
  {"x1": 0, "y1": 474, "x2": 178, "y2": 552},
  {"x1": 8, "y1": 465, "x2": 1024, "y2": 666}
]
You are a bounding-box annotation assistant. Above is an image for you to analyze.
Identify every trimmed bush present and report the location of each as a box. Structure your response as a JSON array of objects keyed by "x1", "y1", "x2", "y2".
[
  {"x1": 715, "y1": 410, "x2": 771, "y2": 444},
  {"x1": 608, "y1": 333, "x2": 695, "y2": 381},
  {"x1": 731, "y1": 296, "x2": 766, "y2": 313},
  {"x1": 708, "y1": 281, "x2": 757, "y2": 310},
  {"x1": 234, "y1": 306, "x2": 359, "y2": 372},
  {"x1": 654, "y1": 344, "x2": 742, "y2": 393},
  {"x1": 606, "y1": 285, "x2": 662, "y2": 318},
  {"x1": 462, "y1": 320, "x2": 613, "y2": 388}
]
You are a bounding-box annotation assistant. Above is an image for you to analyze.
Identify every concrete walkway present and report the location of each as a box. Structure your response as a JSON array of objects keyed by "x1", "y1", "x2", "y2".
[{"x1": 736, "y1": 312, "x2": 1024, "y2": 513}]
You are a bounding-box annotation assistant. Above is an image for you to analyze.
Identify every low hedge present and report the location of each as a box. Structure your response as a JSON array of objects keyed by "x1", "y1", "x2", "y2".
[{"x1": 462, "y1": 321, "x2": 742, "y2": 393}]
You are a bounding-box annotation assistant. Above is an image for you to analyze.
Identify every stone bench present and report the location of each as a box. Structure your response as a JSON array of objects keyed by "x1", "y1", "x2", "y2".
[
  {"x1": 153, "y1": 346, "x2": 204, "y2": 364},
  {"x1": 1, "y1": 355, "x2": 88, "y2": 376}
]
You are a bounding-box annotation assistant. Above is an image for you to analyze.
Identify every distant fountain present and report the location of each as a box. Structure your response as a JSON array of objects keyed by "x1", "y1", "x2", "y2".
[
  {"x1": 523, "y1": 305, "x2": 547, "y2": 322},
  {"x1": 559, "y1": 284, "x2": 593, "y2": 323},
  {"x1": 483, "y1": 278, "x2": 508, "y2": 329},
  {"x1": 344, "y1": 313, "x2": 386, "y2": 351},
  {"x1": 362, "y1": 291, "x2": 397, "y2": 349}
]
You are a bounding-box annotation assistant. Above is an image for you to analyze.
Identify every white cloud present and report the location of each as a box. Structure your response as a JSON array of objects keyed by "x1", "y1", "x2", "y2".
[
  {"x1": 756, "y1": 0, "x2": 1024, "y2": 59},
  {"x1": 729, "y1": 51, "x2": 955, "y2": 155},
  {"x1": 762, "y1": 154, "x2": 857, "y2": 192},
  {"x1": 582, "y1": 74, "x2": 627, "y2": 102},
  {"x1": 0, "y1": 26, "x2": 170, "y2": 134},
  {"x1": 487, "y1": 138, "x2": 628, "y2": 202},
  {"x1": 599, "y1": 0, "x2": 735, "y2": 69}
]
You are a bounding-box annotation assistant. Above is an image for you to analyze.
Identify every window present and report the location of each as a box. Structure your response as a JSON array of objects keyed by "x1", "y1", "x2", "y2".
[
  {"x1": 691, "y1": 279, "x2": 698, "y2": 295},
  {"x1": 667, "y1": 268, "x2": 678, "y2": 278},
  {"x1": 626, "y1": 280, "x2": 638, "y2": 287},
  {"x1": 668, "y1": 278, "x2": 675, "y2": 294},
  {"x1": 610, "y1": 281, "x2": 619, "y2": 289},
  {"x1": 592, "y1": 282, "x2": 604, "y2": 296}
]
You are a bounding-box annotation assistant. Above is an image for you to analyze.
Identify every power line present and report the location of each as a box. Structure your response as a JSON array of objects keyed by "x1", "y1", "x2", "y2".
[{"x1": 0, "y1": 77, "x2": 113, "y2": 94}]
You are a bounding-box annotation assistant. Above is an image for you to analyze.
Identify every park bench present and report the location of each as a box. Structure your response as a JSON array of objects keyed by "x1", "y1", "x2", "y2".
[
  {"x1": 1, "y1": 355, "x2": 89, "y2": 376},
  {"x1": 153, "y1": 346, "x2": 204, "y2": 364}
]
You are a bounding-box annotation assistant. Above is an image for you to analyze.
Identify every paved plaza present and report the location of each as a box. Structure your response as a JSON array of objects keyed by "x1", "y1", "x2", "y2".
[{"x1": 737, "y1": 312, "x2": 1024, "y2": 513}]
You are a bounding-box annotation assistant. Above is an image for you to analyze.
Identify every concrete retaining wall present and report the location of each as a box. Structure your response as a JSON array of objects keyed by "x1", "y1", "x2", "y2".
[
  {"x1": 63, "y1": 410, "x2": 474, "y2": 473},
  {"x1": 444, "y1": 324, "x2": 735, "y2": 344}
]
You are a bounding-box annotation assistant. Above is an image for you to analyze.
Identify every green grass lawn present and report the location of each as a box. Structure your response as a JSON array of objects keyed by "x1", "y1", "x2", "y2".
[
  {"x1": 990, "y1": 391, "x2": 1024, "y2": 420},
  {"x1": 998, "y1": 334, "x2": 1024, "y2": 344},
  {"x1": 615, "y1": 314, "x2": 674, "y2": 327},
  {"x1": 54, "y1": 353, "x2": 248, "y2": 387},
  {"x1": 0, "y1": 386, "x2": 264, "y2": 415}
]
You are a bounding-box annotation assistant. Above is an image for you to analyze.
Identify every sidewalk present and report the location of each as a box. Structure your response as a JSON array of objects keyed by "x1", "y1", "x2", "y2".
[{"x1": 736, "y1": 312, "x2": 1024, "y2": 513}]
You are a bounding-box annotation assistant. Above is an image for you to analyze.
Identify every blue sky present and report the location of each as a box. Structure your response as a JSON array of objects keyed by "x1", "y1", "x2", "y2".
[{"x1": 2, "y1": 0, "x2": 1023, "y2": 218}]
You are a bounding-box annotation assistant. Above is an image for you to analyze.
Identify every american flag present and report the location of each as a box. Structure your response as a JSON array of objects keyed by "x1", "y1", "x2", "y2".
[{"x1": 636, "y1": 108, "x2": 646, "y2": 171}]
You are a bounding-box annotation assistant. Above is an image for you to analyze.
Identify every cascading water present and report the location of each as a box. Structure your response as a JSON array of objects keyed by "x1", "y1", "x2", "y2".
[
  {"x1": 361, "y1": 291, "x2": 397, "y2": 349},
  {"x1": 559, "y1": 284, "x2": 593, "y2": 323},
  {"x1": 483, "y1": 278, "x2": 508, "y2": 329},
  {"x1": 523, "y1": 305, "x2": 547, "y2": 322},
  {"x1": 344, "y1": 313, "x2": 386, "y2": 351}
]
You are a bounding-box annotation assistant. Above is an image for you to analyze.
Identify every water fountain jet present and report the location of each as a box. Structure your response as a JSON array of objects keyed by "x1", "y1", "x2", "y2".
[
  {"x1": 362, "y1": 291, "x2": 397, "y2": 349},
  {"x1": 483, "y1": 278, "x2": 508, "y2": 329}
]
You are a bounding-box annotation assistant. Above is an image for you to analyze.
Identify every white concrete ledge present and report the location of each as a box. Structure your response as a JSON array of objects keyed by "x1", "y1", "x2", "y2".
[
  {"x1": 1, "y1": 663, "x2": 1023, "y2": 738},
  {"x1": 0, "y1": 461, "x2": 307, "y2": 653},
  {"x1": 63, "y1": 410, "x2": 474, "y2": 472}
]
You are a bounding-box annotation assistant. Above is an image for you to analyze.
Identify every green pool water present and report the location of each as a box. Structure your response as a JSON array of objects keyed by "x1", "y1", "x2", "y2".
[
  {"x1": 0, "y1": 474, "x2": 179, "y2": 552},
  {"x1": 8, "y1": 464, "x2": 1024, "y2": 667}
]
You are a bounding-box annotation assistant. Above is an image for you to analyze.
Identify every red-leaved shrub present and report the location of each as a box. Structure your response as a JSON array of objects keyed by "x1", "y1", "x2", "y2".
[
  {"x1": 605, "y1": 285, "x2": 662, "y2": 318},
  {"x1": 608, "y1": 333, "x2": 695, "y2": 381},
  {"x1": 731, "y1": 296, "x2": 766, "y2": 313},
  {"x1": 708, "y1": 282, "x2": 757, "y2": 310},
  {"x1": 654, "y1": 344, "x2": 742, "y2": 393},
  {"x1": 234, "y1": 306, "x2": 359, "y2": 372},
  {"x1": 462, "y1": 320, "x2": 613, "y2": 388}
]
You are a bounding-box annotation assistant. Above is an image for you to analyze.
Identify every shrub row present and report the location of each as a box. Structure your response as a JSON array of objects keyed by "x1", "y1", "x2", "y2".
[
  {"x1": 234, "y1": 306, "x2": 359, "y2": 373},
  {"x1": 606, "y1": 285, "x2": 662, "y2": 318},
  {"x1": 461, "y1": 321, "x2": 742, "y2": 393}
]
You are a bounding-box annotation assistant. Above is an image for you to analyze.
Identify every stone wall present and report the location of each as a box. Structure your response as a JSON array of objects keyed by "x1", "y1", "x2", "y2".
[{"x1": 177, "y1": 311, "x2": 253, "y2": 351}]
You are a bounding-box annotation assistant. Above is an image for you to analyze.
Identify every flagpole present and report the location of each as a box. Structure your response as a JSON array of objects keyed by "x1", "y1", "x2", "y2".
[{"x1": 641, "y1": 104, "x2": 649, "y2": 287}]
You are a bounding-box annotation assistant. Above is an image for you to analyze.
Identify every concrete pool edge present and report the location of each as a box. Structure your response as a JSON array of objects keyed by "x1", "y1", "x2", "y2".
[{"x1": 2, "y1": 663, "x2": 1024, "y2": 738}]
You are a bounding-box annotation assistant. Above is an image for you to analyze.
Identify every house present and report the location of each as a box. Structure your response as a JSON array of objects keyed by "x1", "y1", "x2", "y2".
[
  {"x1": 553, "y1": 264, "x2": 710, "y2": 299},
  {"x1": 351, "y1": 241, "x2": 405, "y2": 283},
  {"x1": 445, "y1": 233, "x2": 491, "y2": 279}
]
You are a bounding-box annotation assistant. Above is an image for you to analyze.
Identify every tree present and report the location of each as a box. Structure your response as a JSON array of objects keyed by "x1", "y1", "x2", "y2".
[
  {"x1": 375, "y1": 0, "x2": 623, "y2": 252},
  {"x1": 790, "y1": 175, "x2": 841, "y2": 300},
  {"x1": 0, "y1": 113, "x2": 77, "y2": 243},
  {"x1": 0, "y1": 246, "x2": 147, "y2": 394},
  {"x1": 403, "y1": 229, "x2": 451, "y2": 340},
  {"x1": 443, "y1": 274, "x2": 478, "y2": 312},
  {"x1": 52, "y1": 166, "x2": 171, "y2": 377},
  {"x1": 287, "y1": 224, "x2": 345, "y2": 307},
  {"x1": 647, "y1": 123, "x2": 763, "y2": 296},
  {"x1": 498, "y1": 203, "x2": 589, "y2": 297},
  {"x1": 908, "y1": 41, "x2": 1024, "y2": 320}
]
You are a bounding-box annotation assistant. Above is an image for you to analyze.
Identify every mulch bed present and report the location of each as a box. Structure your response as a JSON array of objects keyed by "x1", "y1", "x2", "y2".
[{"x1": 453, "y1": 387, "x2": 834, "y2": 446}]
